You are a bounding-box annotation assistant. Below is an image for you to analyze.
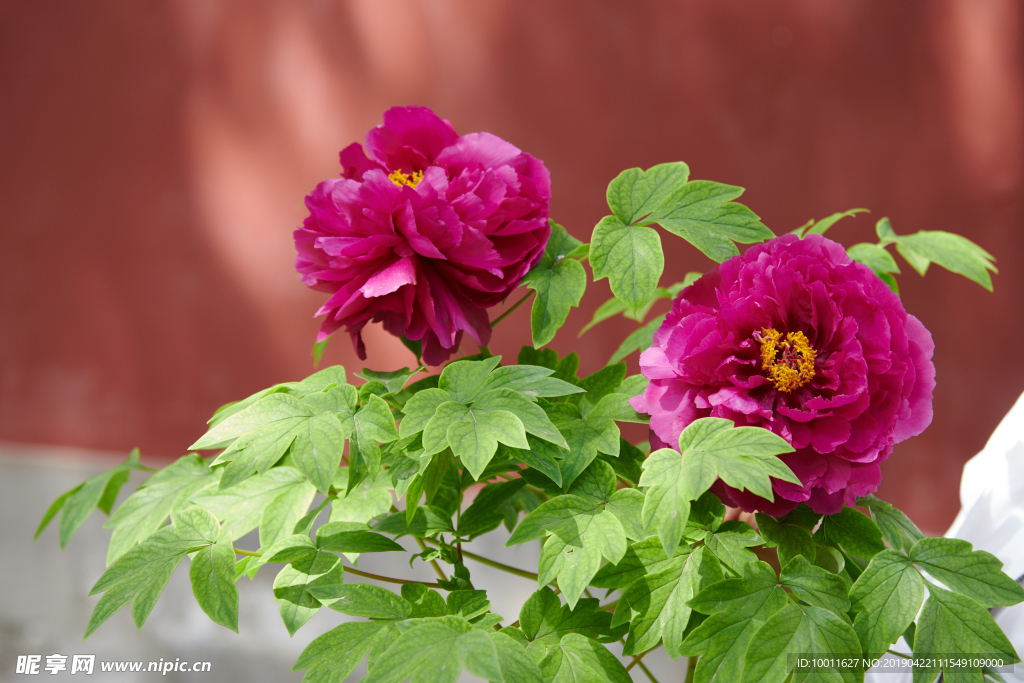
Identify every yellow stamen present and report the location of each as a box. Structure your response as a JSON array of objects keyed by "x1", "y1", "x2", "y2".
[
  {"x1": 388, "y1": 169, "x2": 424, "y2": 189},
  {"x1": 756, "y1": 327, "x2": 816, "y2": 392}
]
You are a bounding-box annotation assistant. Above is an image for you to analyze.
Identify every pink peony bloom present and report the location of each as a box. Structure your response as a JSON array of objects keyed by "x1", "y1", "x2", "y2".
[
  {"x1": 294, "y1": 106, "x2": 551, "y2": 365},
  {"x1": 631, "y1": 234, "x2": 935, "y2": 515}
]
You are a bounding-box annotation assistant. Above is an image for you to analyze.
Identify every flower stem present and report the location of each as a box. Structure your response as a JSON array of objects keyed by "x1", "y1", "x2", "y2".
[
  {"x1": 414, "y1": 537, "x2": 449, "y2": 582},
  {"x1": 639, "y1": 659, "x2": 661, "y2": 683},
  {"x1": 683, "y1": 654, "x2": 697, "y2": 683},
  {"x1": 625, "y1": 650, "x2": 651, "y2": 672},
  {"x1": 422, "y1": 538, "x2": 539, "y2": 581},
  {"x1": 491, "y1": 291, "x2": 534, "y2": 328},
  {"x1": 233, "y1": 548, "x2": 441, "y2": 588}
]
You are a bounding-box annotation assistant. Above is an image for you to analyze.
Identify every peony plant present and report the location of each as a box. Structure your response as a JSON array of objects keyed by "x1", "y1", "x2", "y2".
[{"x1": 38, "y1": 106, "x2": 1022, "y2": 683}]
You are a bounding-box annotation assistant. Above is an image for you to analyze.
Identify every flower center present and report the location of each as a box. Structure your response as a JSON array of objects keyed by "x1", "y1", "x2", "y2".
[
  {"x1": 388, "y1": 169, "x2": 424, "y2": 189},
  {"x1": 755, "y1": 327, "x2": 816, "y2": 392}
]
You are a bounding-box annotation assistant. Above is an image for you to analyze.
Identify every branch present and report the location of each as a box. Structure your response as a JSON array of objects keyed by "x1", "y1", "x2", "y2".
[
  {"x1": 233, "y1": 549, "x2": 442, "y2": 589},
  {"x1": 491, "y1": 291, "x2": 534, "y2": 328},
  {"x1": 423, "y1": 538, "x2": 539, "y2": 581}
]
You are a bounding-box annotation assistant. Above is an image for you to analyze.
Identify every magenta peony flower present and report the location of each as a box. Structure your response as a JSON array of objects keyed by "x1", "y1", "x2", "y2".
[
  {"x1": 294, "y1": 106, "x2": 551, "y2": 365},
  {"x1": 630, "y1": 233, "x2": 935, "y2": 515}
]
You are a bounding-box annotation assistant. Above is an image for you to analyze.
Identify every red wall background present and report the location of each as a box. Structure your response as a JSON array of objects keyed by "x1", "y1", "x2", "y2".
[{"x1": 2, "y1": 0, "x2": 1022, "y2": 534}]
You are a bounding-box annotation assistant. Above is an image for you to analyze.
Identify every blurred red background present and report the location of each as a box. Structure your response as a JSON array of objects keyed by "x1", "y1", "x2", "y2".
[{"x1": 1, "y1": 0, "x2": 1021, "y2": 534}]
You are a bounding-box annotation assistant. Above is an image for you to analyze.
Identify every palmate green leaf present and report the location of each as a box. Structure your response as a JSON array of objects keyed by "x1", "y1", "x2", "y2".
[
  {"x1": 45, "y1": 448, "x2": 139, "y2": 548},
  {"x1": 652, "y1": 180, "x2": 774, "y2": 263},
  {"x1": 606, "y1": 162, "x2": 691, "y2": 225},
  {"x1": 590, "y1": 215, "x2": 664, "y2": 313},
  {"x1": 701, "y1": 521, "x2": 763, "y2": 576},
  {"x1": 374, "y1": 505, "x2": 453, "y2": 538},
  {"x1": 363, "y1": 615, "x2": 502, "y2": 683},
  {"x1": 273, "y1": 550, "x2": 343, "y2": 636},
  {"x1": 799, "y1": 208, "x2": 869, "y2": 237},
  {"x1": 818, "y1": 506, "x2": 885, "y2": 559},
  {"x1": 755, "y1": 513, "x2": 816, "y2": 567},
  {"x1": 875, "y1": 217, "x2": 997, "y2": 291},
  {"x1": 522, "y1": 222, "x2": 587, "y2": 348},
  {"x1": 293, "y1": 620, "x2": 392, "y2": 683},
  {"x1": 592, "y1": 536, "x2": 691, "y2": 590},
  {"x1": 848, "y1": 549, "x2": 925, "y2": 656},
  {"x1": 103, "y1": 454, "x2": 218, "y2": 564},
  {"x1": 309, "y1": 583, "x2": 412, "y2": 620},
  {"x1": 504, "y1": 437, "x2": 564, "y2": 487},
  {"x1": 206, "y1": 365, "x2": 349, "y2": 427},
  {"x1": 475, "y1": 365, "x2": 583, "y2": 400},
  {"x1": 214, "y1": 424, "x2": 300, "y2": 490},
  {"x1": 191, "y1": 466, "x2": 311, "y2": 546},
  {"x1": 291, "y1": 412, "x2": 351, "y2": 495},
  {"x1": 86, "y1": 506, "x2": 222, "y2": 638},
  {"x1": 189, "y1": 536, "x2": 239, "y2": 633},
  {"x1": 489, "y1": 630, "x2": 544, "y2": 683},
  {"x1": 639, "y1": 418, "x2": 795, "y2": 557},
  {"x1": 355, "y1": 367, "x2": 419, "y2": 395},
  {"x1": 780, "y1": 555, "x2": 851, "y2": 618},
  {"x1": 316, "y1": 522, "x2": 405, "y2": 554},
  {"x1": 742, "y1": 602, "x2": 862, "y2": 683},
  {"x1": 331, "y1": 466, "x2": 394, "y2": 525},
  {"x1": 439, "y1": 356, "x2": 503, "y2": 403},
  {"x1": 349, "y1": 394, "x2": 400, "y2": 492},
  {"x1": 519, "y1": 587, "x2": 625, "y2": 645},
  {"x1": 400, "y1": 388, "x2": 452, "y2": 437},
  {"x1": 458, "y1": 479, "x2": 528, "y2": 539},
  {"x1": 259, "y1": 478, "x2": 317, "y2": 548},
  {"x1": 912, "y1": 586, "x2": 1021, "y2": 683},
  {"x1": 615, "y1": 545, "x2": 723, "y2": 658},
  {"x1": 528, "y1": 633, "x2": 632, "y2": 683},
  {"x1": 679, "y1": 562, "x2": 789, "y2": 683},
  {"x1": 544, "y1": 402, "x2": 620, "y2": 487},
  {"x1": 193, "y1": 393, "x2": 313, "y2": 450},
  {"x1": 422, "y1": 401, "x2": 528, "y2": 479},
  {"x1": 857, "y1": 494, "x2": 924, "y2": 552},
  {"x1": 609, "y1": 314, "x2": 665, "y2": 363},
  {"x1": 908, "y1": 538, "x2": 1024, "y2": 608}
]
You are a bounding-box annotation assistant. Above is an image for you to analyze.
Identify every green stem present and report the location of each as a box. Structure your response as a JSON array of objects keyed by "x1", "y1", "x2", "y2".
[
  {"x1": 625, "y1": 649, "x2": 651, "y2": 672},
  {"x1": 414, "y1": 537, "x2": 449, "y2": 582},
  {"x1": 597, "y1": 599, "x2": 619, "y2": 612},
  {"x1": 886, "y1": 649, "x2": 911, "y2": 660},
  {"x1": 136, "y1": 465, "x2": 159, "y2": 473},
  {"x1": 232, "y1": 549, "x2": 441, "y2": 588},
  {"x1": 683, "y1": 654, "x2": 697, "y2": 683},
  {"x1": 423, "y1": 539, "x2": 539, "y2": 581},
  {"x1": 491, "y1": 291, "x2": 534, "y2": 328},
  {"x1": 638, "y1": 659, "x2": 661, "y2": 683}
]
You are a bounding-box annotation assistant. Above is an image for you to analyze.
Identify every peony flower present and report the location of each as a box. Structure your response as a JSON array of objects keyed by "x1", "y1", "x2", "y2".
[
  {"x1": 630, "y1": 233, "x2": 935, "y2": 515},
  {"x1": 294, "y1": 106, "x2": 551, "y2": 365}
]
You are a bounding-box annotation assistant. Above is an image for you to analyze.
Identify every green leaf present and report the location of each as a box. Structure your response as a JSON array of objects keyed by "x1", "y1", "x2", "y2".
[
  {"x1": 592, "y1": 536, "x2": 691, "y2": 590},
  {"x1": 779, "y1": 555, "x2": 851, "y2": 617},
  {"x1": 290, "y1": 412, "x2": 350, "y2": 494},
  {"x1": 608, "y1": 314, "x2": 665, "y2": 363},
  {"x1": 701, "y1": 521, "x2": 763, "y2": 576},
  {"x1": 590, "y1": 215, "x2": 664, "y2": 313},
  {"x1": 639, "y1": 418, "x2": 795, "y2": 557},
  {"x1": 545, "y1": 403, "x2": 621, "y2": 487},
  {"x1": 49, "y1": 450, "x2": 138, "y2": 548},
  {"x1": 680, "y1": 562, "x2": 789, "y2": 683},
  {"x1": 192, "y1": 393, "x2": 312, "y2": 450},
  {"x1": 331, "y1": 467, "x2": 394, "y2": 525},
  {"x1": 908, "y1": 538, "x2": 1024, "y2": 608},
  {"x1": 858, "y1": 494, "x2": 924, "y2": 552},
  {"x1": 363, "y1": 616, "x2": 502, "y2": 683},
  {"x1": 104, "y1": 454, "x2": 217, "y2": 564},
  {"x1": 742, "y1": 602, "x2": 862, "y2": 683},
  {"x1": 600, "y1": 438, "x2": 645, "y2": 487},
  {"x1": 400, "y1": 388, "x2": 452, "y2": 438},
  {"x1": 847, "y1": 242, "x2": 900, "y2": 274},
  {"x1": 293, "y1": 620, "x2": 391, "y2": 683},
  {"x1": 848, "y1": 549, "x2": 925, "y2": 656},
  {"x1": 374, "y1": 505, "x2": 453, "y2": 538},
  {"x1": 438, "y1": 356, "x2": 503, "y2": 403},
  {"x1": 519, "y1": 586, "x2": 625, "y2": 644},
  {"x1": 652, "y1": 181, "x2": 774, "y2": 263},
  {"x1": 616, "y1": 546, "x2": 723, "y2": 658},
  {"x1": 473, "y1": 389, "x2": 568, "y2": 449},
  {"x1": 189, "y1": 536, "x2": 239, "y2": 632},
  {"x1": 818, "y1": 506, "x2": 885, "y2": 558},
  {"x1": 459, "y1": 479, "x2": 528, "y2": 539},
  {"x1": 403, "y1": 583, "x2": 448, "y2": 618},
  {"x1": 35, "y1": 484, "x2": 82, "y2": 540},
  {"x1": 489, "y1": 630, "x2": 544, "y2": 683},
  {"x1": 528, "y1": 633, "x2": 632, "y2": 683},
  {"x1": 273, "y1": 550, "x2": 342, "y2": 636},
  {"x1": 259, "y1": 478, "x2": 317, "y2": 548},
  {"x1": 755, "y1": 513, "x2": 816, "y2": 567},
  {"x1": 804, "y1": 208, "x2": 869, "y2": 237},
  {"x1": 316, "y1": 524, "x2": 405, "y2": 554},
  {"x1": 913, "y1": 586, "x2": 1021, "y2": 683},
  {"x1": 896, "y1": 230, "x2": 997, "y2": 290},
  {"x1": 309, "y1": 583, "x2": 412, "y2": 620},
  {"x1": 85, "y1": 506, "x2": 222, "y2": 638},
  {"x1": 505, "y1": 436, "x2": 563, "y2": 488},
  {"x1": 426, "y1": 401, "x2": 529, "y2": 480},
  {"x1": 522, "y1": 223, "x2": 587, "y2": 348},
  {"x1": 446, "y1": 590, "x2": 492, "y2": 620},
  {"x1": 356, "y1": 367, "x2": 419, "y2": 394},
  {"x1": 475, "y1": 365, "x2": 583, "y2": 400},
  {"x1": 191, "y1": 466, "x2": 310, "y2": 545},
  {"x1": 215, "y1": 424, "x2": 300, "y2": 490},
  {"x1": 606, "y1": 162, "x2": 691, "y2": 225}
]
